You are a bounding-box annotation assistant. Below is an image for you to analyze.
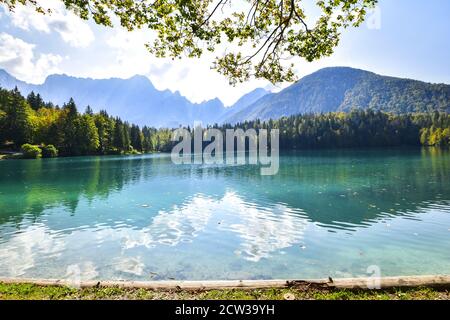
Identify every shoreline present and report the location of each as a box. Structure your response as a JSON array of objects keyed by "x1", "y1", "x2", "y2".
[
  {"x1": 1, "y1": 146, "x2": 446, "y2": 161},
  {"x1": 1, "y1": 275, "x2": 450, "y2": 290},
  {"x1": 1, "y1": 276, "x2": 450, "y2": 300}
]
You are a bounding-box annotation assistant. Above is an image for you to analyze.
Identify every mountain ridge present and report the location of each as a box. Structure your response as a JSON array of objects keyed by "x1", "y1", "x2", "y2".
[
  {"x1": 1, "y1": 67, "x2": 449, "y2": 127},
  {"x1": 223, "y1": 67, "x2": 450, "y2": 123},
  {"x1": 0, "y1": 69, "x2": 234, "y2": 127}
]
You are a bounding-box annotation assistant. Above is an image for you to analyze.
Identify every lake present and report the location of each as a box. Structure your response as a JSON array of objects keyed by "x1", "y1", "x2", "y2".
[{"x1": 0, "y1": 148, "x2": 449, "y2": 281}]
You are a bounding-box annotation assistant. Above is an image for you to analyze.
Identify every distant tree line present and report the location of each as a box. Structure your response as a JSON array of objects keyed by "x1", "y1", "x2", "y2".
[
  {"x1": 214, "y1": 110, "x2": 450, "y2": 149},
  {"x1": 0, "y1": 87, "x2": 174, "y2": 157},
  {"x1": 0, "y1": 86, "x2": 449, "y2": 159}
]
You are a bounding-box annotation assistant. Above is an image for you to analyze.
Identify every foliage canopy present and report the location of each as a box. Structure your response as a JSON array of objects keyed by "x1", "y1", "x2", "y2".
[{"x1": 2, "y1": 0, "x2": 377, "y2": 84}]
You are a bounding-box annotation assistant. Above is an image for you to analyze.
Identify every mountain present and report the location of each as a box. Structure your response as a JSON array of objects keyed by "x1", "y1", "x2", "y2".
[
  {"x1": 223, "y1": 67, "x2": 450, "y2": 123},
  {"x1": 2, "y1": 67, "x2": 449, "y2": 127},
  {"x1": 0, "y1": 69, "x2": 28, "y2": 89},
  {"x1": 0, "y1": 70, "x2": 258, "y2": 127},
  {"x1": 218, "y1": 88, "x2": 269, "y2": 123}
]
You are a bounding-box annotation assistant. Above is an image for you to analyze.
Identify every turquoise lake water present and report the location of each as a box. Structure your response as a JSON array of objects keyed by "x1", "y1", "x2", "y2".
[{"x1": 0, "y1": 148, "x2": 449, "y2": 280}]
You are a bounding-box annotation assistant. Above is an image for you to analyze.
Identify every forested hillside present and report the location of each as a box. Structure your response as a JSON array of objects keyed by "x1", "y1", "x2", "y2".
[
  {"x1": 223, "y1": 67, "x2": 450, "y2": 123},
  {"x1": 224, "y1": 110, "x2": 450, "y2": 149}
]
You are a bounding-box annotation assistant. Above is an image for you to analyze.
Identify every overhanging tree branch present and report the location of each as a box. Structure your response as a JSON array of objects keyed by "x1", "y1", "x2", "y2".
[{"x1": 0, "y1": 0, "x2": 378, "y2": 84}]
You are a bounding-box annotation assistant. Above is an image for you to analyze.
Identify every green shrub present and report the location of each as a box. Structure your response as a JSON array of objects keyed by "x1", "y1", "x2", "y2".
[
  {"x1": 127, "y1": 148, "x2": 141, "y2": 155},
  {"x1": 106, "y1": 147, "x2": 121, "y2": 155},
  {"x1": 41, "y1": 144, "x2": 58, "y2": 158},
  {"x1": 21, "y1": 144, "x2": 42, "y2": 159}
]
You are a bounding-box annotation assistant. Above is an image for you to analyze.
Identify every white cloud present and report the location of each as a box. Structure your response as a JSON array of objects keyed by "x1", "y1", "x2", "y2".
[
  {"x1": 151, "y1": 57, "x2": 271, "y2": 106},
  {"x1": 0, "y1": 32, "x2": 62, "y2": 83},
  {"x1": 6, "y1": 5, "x2": 51, "y2": 33},
  {"x1": 5, "y1": 1, "x2": 94, "y2": 48},
  {"x1": 0, "y1": 0, "x2": 362, "y2": 104},
  {"x1": 50, "y1": 17, "x2": 94, "y2": 48},
  {"x1": 0, "y1": 1, "x2": 336, "y2": 105},
  {"x1": 101, "y1": 28, "x2": 154, "y2": 78},
  {"x1": 98, "y1": 27, "x2": 270, "y2": 105}
]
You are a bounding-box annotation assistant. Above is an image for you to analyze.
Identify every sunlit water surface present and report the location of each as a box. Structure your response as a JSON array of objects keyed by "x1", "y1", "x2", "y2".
[{"x1": 0, "y1": 148, "x2": 449, "y2": 280}]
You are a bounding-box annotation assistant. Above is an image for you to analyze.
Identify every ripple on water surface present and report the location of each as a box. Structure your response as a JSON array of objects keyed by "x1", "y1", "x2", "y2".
[{"x1": 0, "y1": 149, "x2": 449, "y2": 280}]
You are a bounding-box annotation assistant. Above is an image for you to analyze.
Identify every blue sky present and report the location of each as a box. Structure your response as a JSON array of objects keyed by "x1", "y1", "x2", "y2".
[{"x1": 0, "y1": 0, "x2": 449, "y2": 105}]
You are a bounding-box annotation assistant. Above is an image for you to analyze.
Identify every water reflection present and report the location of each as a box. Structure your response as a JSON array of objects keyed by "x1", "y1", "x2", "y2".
[
  {"x1": 0, "y1": 223, "x2": 65, "y2": 277},
  {"x1": 0, "y1": 148, "x2": 449, "y2": 280}
]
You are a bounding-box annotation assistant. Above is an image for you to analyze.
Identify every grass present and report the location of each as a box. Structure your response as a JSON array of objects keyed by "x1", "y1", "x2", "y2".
[{"x1": 0, "y1": 282, "x2": 449, "y2": 300}]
